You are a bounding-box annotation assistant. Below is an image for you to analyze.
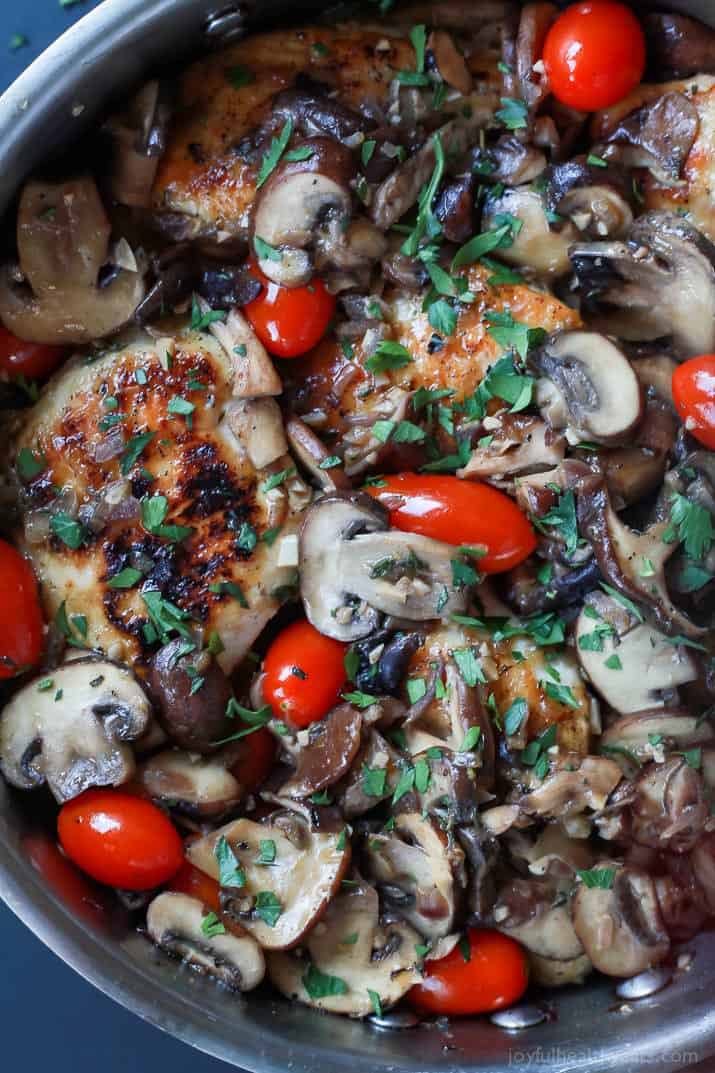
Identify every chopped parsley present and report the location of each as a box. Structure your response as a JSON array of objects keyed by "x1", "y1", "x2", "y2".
[
  {"x1": 120, "y1": 431, "x2": 155, "y2": 476},
  {"x1": 201, "y1": 912, "x2": 226, "y2": 938},
  {"x1": 226, "y1": 64, "x2": 254, "y2": 89},
  {"x1": 577, "y1": 868, "x2": 615, "y2": 890},
  {"x1": 257, "y1": 839, "x2": 276, "y2": 865},
  {"x1": 362, "y1": 766, "x2": 388, "y2": 797},
  {"x1": 16, "y1": 447, "x2": 46, "y2": 481},
  {"x1": 459, "y1": 726, "x2": 482, "y2": 752},
  {"x1": 49, "y1": 512, "x2": 88, "y2": 550},
  {"x1": 302, "y1": 964, "x2": 348, "y2": 1000},
  {"x1": 535, "y1": 490, "x2": 579, "y2": 557},
  {"x1": 190, "y1": 295, "x2": 226, "y2": 331},
  {"x1": 401, "y1": 133, "x2": 445, "y2": 257},
  {"x1": 503, "y1": 697, "x2": 528, "y2": 736},
  {"x1": 665, "y1": 493, "x2": 714, "y2": 561},
  {"x1": 452, "y1": 646, "x2": 485, "y2": 687},
  {"x1": 365, "y1": 340, "x2": 413, "y2": 374},
  {"x1": 254, "y1": 891, "x2": 282, "y2": 927},
  {"x1": 495, "y1": 96, "x2": 528, "y2": 130},
  {"x1": 253, "y1": 235, "x2": 283, "y2": 262},
  {"x1": 261, "y1": 466, "x2": 296, "y2": 492},
  {"x1": 215, "y1": 836, "x2": 246, "y2": 889},
  {"x1": 256, "y1": 117, "x2": 294, "y2": 188},
  {"x1": 107, "y1": 567, "x2": 143, "y2": 590}
]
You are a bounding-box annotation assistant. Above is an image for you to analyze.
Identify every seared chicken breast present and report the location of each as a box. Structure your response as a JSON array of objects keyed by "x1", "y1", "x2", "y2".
[{"x1": 13, "y1": 321, "x2": 303, "y2": 671}]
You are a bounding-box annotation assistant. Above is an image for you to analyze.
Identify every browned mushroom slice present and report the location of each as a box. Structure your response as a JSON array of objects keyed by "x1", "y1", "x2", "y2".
[
  {"x1": 105, "y1": 80, "x2": 172, "y2": 208},
  {"x1": 267, "y1": 878, "x2": 422, "y2": 1016},
  {"x1": 643, "y1": 12, "x2": 715, "y2": 78},
  {"x1": 600, "y1": 708, "x2": 715, "y2": 762},
  {"x1": 251, "y1": 138, "x2": 355, "y2": 287},
  {"x1": 0, "y1": 658, "x2": 151, "y2": 803},
  {"x1": 279, "y1": 703, "x2": 363, "y2": 800},
  {"x1": 336, "y1": 729, "x2": 402, "y2": 819},
  {"x1": 599, "y1": 92, "x2": 699, "y2": 184},
  {"x1": 148, "y1": 639, "x2": 234, "y2": 753},
  {"x1": 494, "y1": 877, "x2": 591, "y2": 987},
  {"x1": 577, "y1": 473, "x2": 706, "y2": 639},
  {"x1": 518, "y1": 755, "x2": 623, "y2": 819},
  {"x1": 0, "y1": 177, "x2": 145, "y2": 344},
  {"x1": 146, "y1": 892, "x2": 265, "y2": 991},
  {"x1": 459, "y1": 415, "x2": 565, "y2": 481},
  {"x1": 426, "y1": 30, "x2": 472, "y2": 95},
  {"x1": 137, "y1": 748, "x2": 242, "y2": 821},
  {"x1": 576, "y1": 593, "x2": 698, "y2": 715},
  {"x1": 299, "y1": 492, "x2": 469, "y2": 642},
  {"x1": 186, "y1": 810, "x2": 349, "y2": 949},
  {"x1": 482, "y1": 188, "x2": 577, "y2": 277},
  {"x1": 285, "y1": 417, "x2": 351, "y2": 492},
  {"x1": 631, "y1": 757, "x2": 708, "y2": 855},
  {"x1": 364, "y1": 813, "x2": 465, "y2": 939},
  {"x1": 569, "y1": 212, "x2": 715, "y2": 358},
  {"x1": 533, "y1": 331, "x2": 643, "y2": 446},
  {"x1": 573, "y1": 865, "x2": 670, "y2": 977},
  {"x1": 545, "y1": 160, "x2": 633, "y2": 240}
]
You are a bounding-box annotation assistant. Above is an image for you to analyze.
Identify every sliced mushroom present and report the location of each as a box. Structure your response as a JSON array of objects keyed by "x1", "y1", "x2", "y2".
[
  {"x1": 199, "y1": 300, "x2": 282, "y2": 398},
  {"x1": 105, "y1": 80, "x2": 172, "y2": 208},
  {"x1": 272, "y1": 80, "x2": 368, "y2": 144},
  {"x1": 599, "y1": 92, "x2": 699, "y2": 184},
  {"x1": 267, "y1": 878, "x2": 421, "y2": 1016},
  {"x1": 631, "y1": 757, "x2": 708, "y2": 855},
  {"x1": 0, "y1": 177, "x2": 145, "y2": 344},
  {"x1": 518, "y1": 755, "x2": 623, "y2": 818},
  {"x1": 569, "y1": 211, "x2": 715, "y2": 358},
  {"x1": 643, "y1": 12, "x2": 715, "y2": 78},
  {"x1": 279, "y1": 703, "x2": 363, "y2": 799},
  {"x1": 532, "y1": 331, "x2": 643, "y2": 446},
  {"x1": 573, "y1": 865, "x2": 670, "y2": 978},
  {"x1": 459, "y1": 415, "x2": 565, "y2": 481},
  {"x1": 600, "y1": 707, "x2": 715, "y2": 761},
  {"x1": 482, "y1": 188, "x2": 577, "y2": 277},
  {"x1": 364, "y1": 813, "x2": 464, "y2": 939},
  {"x1": 285, "y1": 417, "x2": 351, "y2": 492},
  {"x1": 0, "y1": 658, "x2": 151, "y2": 803},
  {"x1": 252, "y1": 139, "x2": 354, "y2": 287},
  {"x1": 426, "y1": 30, "x2": 472, "y2": 95},
  {"x1": 336, "y1": 729, "x2": 402, "y2": 819},
  {"x1": 577, "y1": 472, "x2": 706, "y2": 639},
  {"x1": 576, "y1": 593, "x2": 698, "y2": 716},
  {"x1": 434, "y1": 175, "x2": 475, "y2": 244},
  {"x1": 504, "y1": 557, "x2": 602, "y2": 616},
  {"x1": 495, "y1": 877, "x2": 589, "y2": 984},
  {"x1": 371, "y1": 111, "x2": 496, "y2": 231},
  {"x1": 299, "y1": 492, "x2": 468, "y2": 642},
  {"x1": 146, "y1": 892, "x2": 265, "y2": 991},
  {"x1": 148, "y1": 639, "x2": 234, "y2": 754},
  {"x1": 226, "y1": 398, "x2": 288, "y2": 470},
  {"x1": 137, "y1": 748, "x2": 242, "y2": 820},
  {"x1": 186, "y1": 810, "x2": 349, "y2": 949},
  {"x1": 545, "y1": 160, "x2": 633, "y2": 240}
]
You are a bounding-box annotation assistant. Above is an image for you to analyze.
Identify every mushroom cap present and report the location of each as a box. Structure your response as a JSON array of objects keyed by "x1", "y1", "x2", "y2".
[
  {"x1": 0, "y1": 658, "x2": 151, "y2": 803},
  {"x1": 138, "y1": 747, "x2": 243, "y2": 820},
  {"x1": 576, "y1": 593, "x2": 698, "y2": 715},
  {"x1": 146, "y1": 892, "x2": 265, "y2": 991},
  {"x1": 186, "y1": 810, "x2": 350, "y2": 949},
  {"x1": 482, "y1": 188, "x2": 577, "y2": 277},
  {"x1": 0, "y1": 177, "x2": 145, "y2": 344},
  {"x1": 533, "y1": 330, "x2": 643, "y2": 446},
  {"x1": 267, "y1": 878, "x2": 422, "y2": 1016},
  {"x1": 299, "y1": 492, "x2": 469, "y2": 642},
  {"x1": 573, "y1": 865, "x2": 670, "y2": 978}
]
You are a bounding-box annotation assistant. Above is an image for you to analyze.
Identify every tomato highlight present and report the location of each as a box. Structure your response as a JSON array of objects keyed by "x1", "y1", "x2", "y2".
[
  {"x1": 244, "y1": 261, "x2": 336, "y2": 358},
  {"x1": 0, "y1": 539, "x2": 44, "y2": 679},
  {"x1": 366, "y1": 473, "x2": 537, "y2": 573},
  {"x1": 58, "y1": 789, "x2": 184, "y2": 891},
  {"x1": 672, "y1": 354, "x2": 715, "y2": 451},
  {"x1": 0, "y1": 325, "x2": 66, "y2": 380},
  {"x1": 262, "y1": 619, "x2": 347, "y2": 729},
  {"x1": 409, "y1": 928, "x2": 529, "y2": 1016},
  {"x1": 542, "y1": 1, "x2": 646, "y2": 112}
]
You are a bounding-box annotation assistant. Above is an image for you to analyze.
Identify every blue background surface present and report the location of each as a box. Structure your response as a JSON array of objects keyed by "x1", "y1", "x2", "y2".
[{"x1": 0, "y1": 4, "x2": 229, "y2": 1070}]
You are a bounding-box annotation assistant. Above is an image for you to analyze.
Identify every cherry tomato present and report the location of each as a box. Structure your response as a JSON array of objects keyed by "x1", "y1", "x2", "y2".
[
  {"x1": 0, "y1": 539, "x2": 44, "y2": 679},
  {"x1": 366, "y1": 473, "x2": 537, "y2": 573},
  {"x1": 23, "y1": 832, "x2": 109, "y2": 928},
  {"x1": 542, "y1": 2, "x2": 646, "y2": 112},
  {"x1": 0, "y1": 325, "x2": 66, "y2": 380},
  {"x1": 58, "y1": 789, "x2": 184, "y2": 891},
  {"x1": 262, "y1": 619, "x2": 347, "y2": 729},
  {"x1": 244, "y1": 260, "x2": 336, "y2": 358},
  {"x1": 673, "y1": 354, "x2": 715, "y2": 451},
  {"x1": 409, "y1": 928, "x2": 529, "y2": 1016},
  {"x1": 169, "y1": 859, "x2": 221, "y2": 912},
  {"x1": 228, "y1": 726, "x2": 276, "y2": 795}
]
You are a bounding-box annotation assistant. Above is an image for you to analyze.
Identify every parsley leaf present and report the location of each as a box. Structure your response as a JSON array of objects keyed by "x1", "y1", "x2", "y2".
[
  {"x1": 401, "y1": 133, "x2": 445, "y2": 257},
  {"x1": 536, "y1": 490, "x2": 579, "y2": 557},
  {"x1": 107, "y1": 567, "x2": 143, "y2": 590},
  {"x1": 363, "y1": 766, "x2": 388, "y2": 797},
  {"x1": 342, "y1": 690, "x2": 378, "y2": 709},
  {"x1": 504, "y1": 697, "x2": 528, "y2": 736},
  {"x1": 214, "y1": 835, "x2": 246, "y2": 888},
  {"x1": 665, "y1": 493, "x2": 714, "y2": 561},
  {"x1": 365, "y1": 340, "x2": 413, "y2": 374},
  {"x1": 253, "y1": 235, "x2": 283, "y2": 262},
  {"x1": 577, "y1": 868, "x2": 615, "y2": 890},
  {"x1": 302, "y1": 964, "x2": 348, "y2": 1000},
  {"x1": 496, "y1": 97, "x2": 528, "y2": 130},
  {"x1": 201, "y1": 912, "x2": 226, "y2": 938},
  {"x1": 255, "y1": 891, "x2": 282, "y2": 926},
  {"x1": 49, "y1": 512, "x2": 88, "y2": 550},
  {"x1": 120, "y1": 431, "x2": 155, "y2": 476},
  {"x1": 17, "y1": 447, "x2": 46, "y2": 481},
  {"x1": 452, "y1": 647, "x2": 485, "y2": 687},
  {"x1": 262, "y1": 466, "x2": 295, "y2": 492},
  {"x1": 256, "y1": 117, "x2": 294, "y2": 188}
]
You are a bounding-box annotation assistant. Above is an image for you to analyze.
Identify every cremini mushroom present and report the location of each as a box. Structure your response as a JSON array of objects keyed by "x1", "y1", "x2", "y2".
[
  {"x1": 197, "y1": 297, "x2": 282, "y2": 398},
  {"x1": 0, "y1": 177, "x2": 145, "y2": 344},
  {"x1": 482, "y1": 188, "x2": 577, "y2": 277},
  {"x1": 631, "y1": 757, "x2": 708, "y2": 855},
  {"x1": 105, "y1": 80, "x2": 172, "y2": 208},
  {"x1": 186, "y1": 809, "x2": 350, "y2": 948},
  {"x1": 643, "y1": 12, "x2": 715, "y2": 78},
  {"x1": 459, "y1": 415, "x2": 565, "y2": 481},
  {"x1": 0, "y1": 658, "x2": 151, "y2": 803},
  {"x1": 573, "y1": 865, "x2": 670, "y2": 977},
  {"x1": 299, "y1": 492, "x2": 469, "y2": 642},
  {"x1": 532, "y1": 331, "x2": 643, "y2": 446},
  {"x1": 569, "y1": 211, "x2": 715, "y2": 358},
  {"x1": 598, "y1": 92, "x2": 699, "y2": 185},
  {"x1": 267, "y1": 877, "x2": 422, "y2": 1016},
  {"x1": 600, "y1": 707, "x2": 715, "y2": 762},
  {"x1": 575, "y1": 593, "x2": 698, "y2": 715},
  {"x1": 279, "y1": 703, "x2": 363, "y2": 799},
  {"x1": 518, "y1": 755, "x2": 623, "y2": 819},
  {"x1": 545, "y1": 160, "x2": 633, "y2": 240},
  {"x1": 495, "y1": 877, "x2": 591, "y2": 987},
  {"x1": 427, "y1": 30, "x2": 472, "y2": 95},
  {"x1": 364, "y1": 813, "x2": 465, "y2": 939},
  {"x1": 148, "y1": 639, "x2": 234, "y2": 753},
  {"x1": 146, "y1": 892, "x2": 265, "y2": 990},
  {"x1": 285, "y1": 417, "x2": 351, "y2": 492},
  {"x1": 137, "y1": 748, "x2": 243, "y2": 820}
]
